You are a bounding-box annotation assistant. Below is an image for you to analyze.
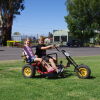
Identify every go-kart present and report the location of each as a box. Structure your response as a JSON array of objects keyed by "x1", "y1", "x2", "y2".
[{"x1": 22, "y1": 46, "x2": 91, "y2": 79}]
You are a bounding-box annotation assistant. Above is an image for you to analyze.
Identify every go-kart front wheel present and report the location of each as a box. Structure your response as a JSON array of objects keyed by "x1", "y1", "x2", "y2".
[
  {"x1": 22, "y1": 64, "x2": 36, "y2": 78},
  {"x1": 75, "y1": 64, "x2": 91, "y2": 79}
]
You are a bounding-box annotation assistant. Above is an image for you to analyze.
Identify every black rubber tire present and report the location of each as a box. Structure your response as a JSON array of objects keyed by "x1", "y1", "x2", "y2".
[
  {"x1": 75, "y1": 64, "x2": 91, "y2": 79},
  {"x1": 22, "y1": 64, "x2": 36, "y2": 78}
]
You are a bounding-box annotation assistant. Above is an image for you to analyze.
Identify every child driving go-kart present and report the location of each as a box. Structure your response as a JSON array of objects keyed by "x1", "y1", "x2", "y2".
[{"x1": 35, "y1": 36, "x2": 63, "y2": 73}]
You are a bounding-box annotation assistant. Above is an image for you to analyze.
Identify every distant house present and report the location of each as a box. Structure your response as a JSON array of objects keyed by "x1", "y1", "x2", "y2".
[
  {"x1": 45, "y1": 38, "x2": 51, "y2": 44},
  {"x1": 53, "y1": 29, "x2": 69, "y2": 45}
]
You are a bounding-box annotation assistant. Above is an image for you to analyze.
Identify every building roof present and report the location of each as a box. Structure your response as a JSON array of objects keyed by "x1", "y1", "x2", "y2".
[{"x1": 53, "y1": 29, "x2": 69, "y2": 36}]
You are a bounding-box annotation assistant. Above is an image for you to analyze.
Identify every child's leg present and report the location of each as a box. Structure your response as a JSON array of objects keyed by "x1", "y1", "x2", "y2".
[
  {"x1": 49, "y1": 58, "x2": 58, "y2": 72},
  {"x1": 34, "y1": 58, "x2": 54, "y2": 72},
  {"x1": 34, "y1": 58, "x2": 42, "y2": 62},
  {"x1": 52, "y1": 57, "x2": 57, "y2": 64},
  {"x1": 42, "y1": 60, "x2": 54, "y2": 72}
]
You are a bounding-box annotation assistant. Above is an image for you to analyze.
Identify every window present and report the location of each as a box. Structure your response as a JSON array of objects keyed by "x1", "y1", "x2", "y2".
[
  {"x1": 61, "y1": 36, "x2": 67, "y2": 42},
  {"x1": 54, "y1": 36, "x2": 60, "y2": 42}
]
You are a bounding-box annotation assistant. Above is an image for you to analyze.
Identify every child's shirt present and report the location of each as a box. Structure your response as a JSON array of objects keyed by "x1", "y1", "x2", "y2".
[{"x1": 23, "y1": 46, "x2": 35, "y2": 59}]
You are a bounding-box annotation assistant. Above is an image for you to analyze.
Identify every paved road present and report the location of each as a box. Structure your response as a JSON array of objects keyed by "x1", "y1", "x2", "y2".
[{"x1": 0, "y1": 47, "x2": 100, "y2": 61}]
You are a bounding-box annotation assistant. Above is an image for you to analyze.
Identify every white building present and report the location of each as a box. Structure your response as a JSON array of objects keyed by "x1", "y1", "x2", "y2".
[
  {"x1": 53, "y1": 29, "x2": 69, "y2": 45},
  {"x1": 12, "y1": 35, "x2": 22, "y2": 41}
]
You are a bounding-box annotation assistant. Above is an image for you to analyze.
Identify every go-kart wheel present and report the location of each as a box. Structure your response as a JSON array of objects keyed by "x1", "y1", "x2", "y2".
[
  {"x1": 75, "y1": 64, "x2": 91, "y2": 79},
  {"x1": 22, "y1": 64, "x2": 36, "y2": 78}
]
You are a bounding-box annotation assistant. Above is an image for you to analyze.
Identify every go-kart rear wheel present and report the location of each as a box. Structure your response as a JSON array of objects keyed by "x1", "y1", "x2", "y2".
[
  {"x1": 75, "y1": 64, "x2": 91, "y2": 79},
  {"x1": 22, "y1": 64, "x2": 36, "y2": 78}
]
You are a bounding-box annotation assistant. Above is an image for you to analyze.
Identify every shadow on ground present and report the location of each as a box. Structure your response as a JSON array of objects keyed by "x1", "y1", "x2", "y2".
[
  {"x1": 33, "y1": 70, "x2": 96, "y2": 80},
  {"x1": 0, "y1": 50, "x2": 4, "y2": 51}
]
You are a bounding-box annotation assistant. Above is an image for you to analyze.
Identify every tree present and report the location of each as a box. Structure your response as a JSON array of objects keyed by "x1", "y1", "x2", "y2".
[
  {"x1": 13, "y1": 32, "x2": 21, "y2": 35},
  {"x1": 95, "y1": 32, "x2": 100, "y2": 45},
  {"x1": 0, "y1": 0, "x2": 24, "y2": 45},
  {"x1": 65, "y1": 0, "x2": 100, "y2": 45}
]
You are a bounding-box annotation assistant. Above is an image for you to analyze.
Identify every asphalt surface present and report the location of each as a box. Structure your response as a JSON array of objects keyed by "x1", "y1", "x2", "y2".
[{"x1": 0, "y1": 47, "x2": 100, "y2": 61}]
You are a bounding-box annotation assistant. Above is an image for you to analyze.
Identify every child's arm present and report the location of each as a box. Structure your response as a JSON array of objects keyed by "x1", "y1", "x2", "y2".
[{"x1": 41, "y1": 45, "x2": 54, "y2": 50}]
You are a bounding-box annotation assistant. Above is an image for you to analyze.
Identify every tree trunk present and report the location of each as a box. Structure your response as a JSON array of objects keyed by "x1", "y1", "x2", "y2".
[{"x1": 2, "y1": 14, "x2": 13, "y2": 46}]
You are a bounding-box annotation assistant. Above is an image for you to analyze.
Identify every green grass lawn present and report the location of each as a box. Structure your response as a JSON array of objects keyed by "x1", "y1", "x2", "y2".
[{"x1": 0, "y1": 56, "x2": 100, "y2": 100}]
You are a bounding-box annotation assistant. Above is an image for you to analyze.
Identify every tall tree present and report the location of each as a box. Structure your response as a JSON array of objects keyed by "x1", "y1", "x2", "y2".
[
  {"x1": 65, "y1": 0, "x2": 100, "y2": 45},
  {"x1": 0, "y1": 0, "x2": 24, "y2": 45}
]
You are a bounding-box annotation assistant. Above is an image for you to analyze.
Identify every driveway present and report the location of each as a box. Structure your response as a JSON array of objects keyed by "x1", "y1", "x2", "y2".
[{"x1": 0, "y1": 47, "x2": 100, "y2": 61}]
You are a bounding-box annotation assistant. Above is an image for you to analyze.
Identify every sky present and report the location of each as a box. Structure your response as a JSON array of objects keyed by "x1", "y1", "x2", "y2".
[{"x1": 12, "y1": 0, "x2": 68, "y2": 37}]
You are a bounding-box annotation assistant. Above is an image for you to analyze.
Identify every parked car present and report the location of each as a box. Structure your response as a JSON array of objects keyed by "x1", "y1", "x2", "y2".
[{"x1": 67, "y1": 40, "x2": 81, "y2": 47}]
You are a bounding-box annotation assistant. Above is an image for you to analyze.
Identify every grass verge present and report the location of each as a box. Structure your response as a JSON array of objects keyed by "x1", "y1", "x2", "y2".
[{"x1": 0, "y1": 56, "x2": 100, "y2": 100}]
